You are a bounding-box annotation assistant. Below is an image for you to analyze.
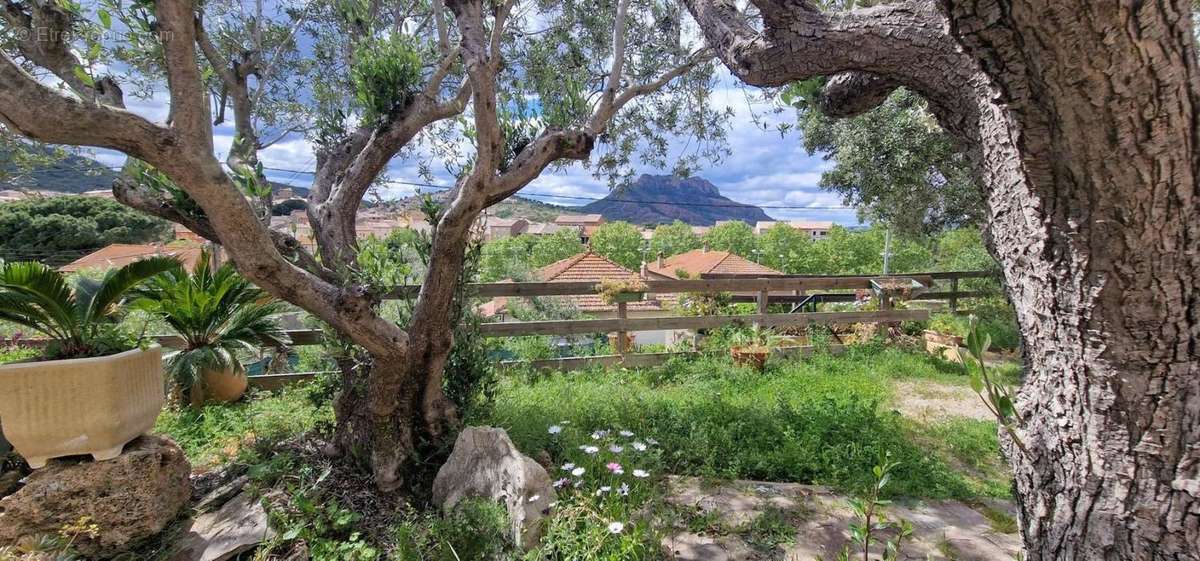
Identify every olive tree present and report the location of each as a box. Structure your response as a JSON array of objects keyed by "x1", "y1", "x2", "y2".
[
  {"x1": 679, "y1": 0, "x2": 1199, "y2": 558},
  {"x1": 0, "y1": 0, "x2": 718, "y2": 491}
]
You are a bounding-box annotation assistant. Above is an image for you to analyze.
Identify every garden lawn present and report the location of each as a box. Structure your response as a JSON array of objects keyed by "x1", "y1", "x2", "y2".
[
  {"x1": 481, "y1": 343, "x2": 1012, "y2": 499},
  {"x1": 154, "y1": 380, "x2": 334, "y2": 469}
]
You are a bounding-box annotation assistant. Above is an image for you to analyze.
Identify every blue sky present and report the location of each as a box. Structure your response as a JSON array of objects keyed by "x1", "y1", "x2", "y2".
[{"x1": 88, "y1": 69, "x2": 862, "y2": 225}]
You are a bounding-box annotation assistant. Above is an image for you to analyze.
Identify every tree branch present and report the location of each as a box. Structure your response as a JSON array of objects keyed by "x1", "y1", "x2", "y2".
[
  {"x1": 155, "y1": 0, "x2": 213, "y2": 152},
  {"x1": 1, "y1": 0, "x2": 123, "y2": 105},
  {"x1": 0, "y1": 53, "x2": 174, "y2": 157},
  {"x1": 679, "y1": 0, "x2": 968, "y2": 100},
  {"x1": 112, "y1": 176, "x2": 335, "y2": 282},
  {"x1": 817, "y1": 72, "x2": 900, "y2": 118}
]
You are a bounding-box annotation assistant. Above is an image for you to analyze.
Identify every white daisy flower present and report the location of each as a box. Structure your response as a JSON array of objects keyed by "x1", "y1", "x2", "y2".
[
  {"x1": 632, "y1": 441, "x2": 647, "y2": 451},
  {"x1": 607, "y1": 522, "x2": 625, "y2": 534},
  {"x1": 619, "y1": 430, "x2": 634, "y2": 438},
  {"x1": 608, "y1": 444, "x2": 624, "y2": 453},
  {"x1": 632, "y1": 469, "x2": 650, "y2": 478},
  {"x1": 561, "y1": 462, "x2": 576, "y2": 471},
  {"x1": 571, "y1": 467, "x2": 586, "y2": 477},
  {"x1": 548, "y1": 425, "x2": 563, "y2": 434}
]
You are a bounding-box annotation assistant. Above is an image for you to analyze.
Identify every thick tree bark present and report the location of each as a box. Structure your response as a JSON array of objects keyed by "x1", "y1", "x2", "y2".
[{"x1": 680, "y1": 0, "x2": 1199, "y2": 558}]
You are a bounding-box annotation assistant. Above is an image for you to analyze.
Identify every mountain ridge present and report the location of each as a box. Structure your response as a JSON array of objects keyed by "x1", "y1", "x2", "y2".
[{"x1": 579, "y1": 174, "x2": 772, "y2": 226}]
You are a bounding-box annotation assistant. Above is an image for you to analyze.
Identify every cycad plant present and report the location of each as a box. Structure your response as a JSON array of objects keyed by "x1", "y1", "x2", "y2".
[
  {"x1": 133, "y1": 252, "x2": 290, "y2": 403},
  {"x1": 0, "y1": 258, "x2": 180, "y2": 360}
]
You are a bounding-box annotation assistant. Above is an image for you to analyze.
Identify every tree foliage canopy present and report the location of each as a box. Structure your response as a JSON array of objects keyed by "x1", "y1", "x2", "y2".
[
  {"x1": 648, "y1": 220, "x2": 701, "y2": 260},
  {"x1": 0, "y1": 196, "x2": 172, "y2": 256},
  {"x1": 784, "y1": 85, "x2": 982, "y2": 236},
  {"x1": 590, "y1": 221, "x2": 645, "y2": 270}
]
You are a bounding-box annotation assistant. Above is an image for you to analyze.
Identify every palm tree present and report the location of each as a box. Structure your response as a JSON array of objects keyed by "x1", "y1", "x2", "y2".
[
  {"x1": 133, "y1": 252, "x2": 290, "y2": 405},
  {"x1": 0, "y1": 257, "x2": 180, "y2": 359}
]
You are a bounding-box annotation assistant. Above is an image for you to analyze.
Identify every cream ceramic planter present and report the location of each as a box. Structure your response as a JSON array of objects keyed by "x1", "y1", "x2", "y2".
[{"x1": 0, "y1": 346, "x2": 164, "y2": 468}]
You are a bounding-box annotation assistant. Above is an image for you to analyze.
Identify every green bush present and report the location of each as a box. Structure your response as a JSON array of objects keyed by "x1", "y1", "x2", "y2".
[{"x1": 393, "y1": 499, "x2": 514, "y2": 561}]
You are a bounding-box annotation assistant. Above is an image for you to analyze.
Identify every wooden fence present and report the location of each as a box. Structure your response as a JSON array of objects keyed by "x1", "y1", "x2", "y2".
[{"x1": 5, "y1": 270, "x2": 997, "y2": 378}]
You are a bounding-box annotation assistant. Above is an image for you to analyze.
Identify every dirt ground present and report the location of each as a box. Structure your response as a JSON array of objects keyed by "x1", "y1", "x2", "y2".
[
  {"x1": 662, "y1": 477, "x2": 1022, "y2": 561},
  {"x1": 889, "y1": 380, "x2": 995, "y2": 422}
]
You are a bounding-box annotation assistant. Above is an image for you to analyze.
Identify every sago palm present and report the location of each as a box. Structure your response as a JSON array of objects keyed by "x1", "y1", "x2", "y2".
[
  {"x1": 133, "y1": 252, "x2": 290, "y2": 398},
  {"x1": 0, "y1": 257, "x2": 180, "y2": 359}
]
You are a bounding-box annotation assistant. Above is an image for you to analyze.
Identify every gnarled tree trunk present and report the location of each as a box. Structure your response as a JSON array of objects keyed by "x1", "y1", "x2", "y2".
[{"x1": 680, "y1": 0, "x2": 1199, "y2": 558}]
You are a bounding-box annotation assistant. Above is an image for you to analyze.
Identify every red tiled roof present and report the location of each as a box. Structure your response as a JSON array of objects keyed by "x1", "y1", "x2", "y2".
[
  {"x1": 60, "y1": 243, "x2": 204, "y2": 272},
  {"x1": 554, "y1": 213, "x2": 605, "y2": 225},
  {"x1": 647, "y1": 249, "x2": 783, "y2": 279},
  {"x1": 480, "y1": 252, "x2": 674, "y2": 316}
]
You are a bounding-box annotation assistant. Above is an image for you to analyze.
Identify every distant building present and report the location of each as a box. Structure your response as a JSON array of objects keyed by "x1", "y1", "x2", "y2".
[
  {"x1": 173, "y1": 223, "x2": 206, "y2": 244},
  {"x1": 60, "y1": 243, "x2": 205, "y2": 272},
  {"x1": 646, "y1": 248, "x2": 784, "y2": 279},
  {"x1": 554, "y1": 213, "x2": 605, "y2": 243},
  {"x1": 754, "y1": 220, "x2": 834, "y2": 240},
  {"x1": 481, "y1": 217, "x2": 529, "y2": 240},
  {"x1": 524, "y1": 222, "x2": 579, "y2": 236}
]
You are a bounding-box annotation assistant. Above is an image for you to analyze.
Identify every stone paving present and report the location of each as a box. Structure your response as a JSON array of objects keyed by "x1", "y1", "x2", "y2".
[{"x1": 662, "y1": 476, "x2": 1023, "y2": 561}]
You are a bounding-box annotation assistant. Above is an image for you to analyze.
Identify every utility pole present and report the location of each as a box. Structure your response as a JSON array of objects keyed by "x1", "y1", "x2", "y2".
[{"x1": 881, "y1": 228, "x2": 893, "y2": 275}]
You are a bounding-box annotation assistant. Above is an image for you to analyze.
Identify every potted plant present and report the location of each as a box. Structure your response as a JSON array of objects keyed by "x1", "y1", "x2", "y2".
[
  {"x1": 133, "y1": 252, "x2": 290, "y2": 406},
  {"x1": 923, "y1": 314, "x2": 967, "y2": 361},
  {"x1": 0, "y1": 258, "x2": 178, "y2": 468},
  {"x1": 597, "y1": 278, "x2": 648, "y2": 304},
  {"x1": 728, "y1": 326, "x2": 781, "y2": 371}
]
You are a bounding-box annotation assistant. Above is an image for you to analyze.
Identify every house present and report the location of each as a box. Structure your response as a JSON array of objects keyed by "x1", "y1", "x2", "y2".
[
  {"x1": 481, "y1": 251, "x2": 681, "y2": 346},
  {"x1": 754, "y1": 220, "x2": 835, "y2": 240},
  {"x1": 173, "y1": 223, "x2": 206, "y2": 244},
  {"x1": 481, "y1": 216, "x2": 529, "y2": 240},
  {"x1": 524, "y1": 222, "x2": 579, "y2": 236},
  {"x1": 646, "y1": 247, "x2": 784, "y2": 279},
  {"x1": 60, "y1": 243, "x2": 206, "y2": 272},
  {"x1": 554, "y1": 214, "x2": 605, "y2": 243}
]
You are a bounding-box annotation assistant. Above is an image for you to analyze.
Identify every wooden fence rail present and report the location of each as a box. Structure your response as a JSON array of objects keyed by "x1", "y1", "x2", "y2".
[{"x1": 5, "y1": 271, "x2": 995, "y2": 375}]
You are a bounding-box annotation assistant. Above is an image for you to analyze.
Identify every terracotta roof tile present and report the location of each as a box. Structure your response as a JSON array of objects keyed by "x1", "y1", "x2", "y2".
[
  {"x1": 647, "y1": 249, "x2": 783, "y2": 279},
  {"x1": 481, "y1": 252, "x2": 675, "y2": 315},
  {"x1": 60, "y1": 243, "x2": 204, "y2": 272}
]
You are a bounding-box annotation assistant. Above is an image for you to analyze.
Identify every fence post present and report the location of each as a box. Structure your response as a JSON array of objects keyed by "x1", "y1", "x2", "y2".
[
  {"x1": 949, "y1": 276, "x2": 960, "y2": 313},
  {"x1": 616, "y1": 301, "x2": 628, "y2": 357},
  {"x1": 755, "y1": 289, "x2": 769, "y2": 328}
]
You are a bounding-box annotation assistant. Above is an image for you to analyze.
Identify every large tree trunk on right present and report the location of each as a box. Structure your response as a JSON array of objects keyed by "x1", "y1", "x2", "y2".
[
  {"x1": 942, "y1": 1, "x2": 1200, "y2": 558},
  {"x1": 680, "y1": 0, "x2": 1199, "y2": 557}
]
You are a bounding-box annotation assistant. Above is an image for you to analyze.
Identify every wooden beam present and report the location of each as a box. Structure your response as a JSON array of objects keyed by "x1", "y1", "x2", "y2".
[
  {"x1": 498, "y1": 344, "x2": 848, "y2": 374},
  {"x1": 479, "y1": 309, "x2": 929, "y2": 337}
]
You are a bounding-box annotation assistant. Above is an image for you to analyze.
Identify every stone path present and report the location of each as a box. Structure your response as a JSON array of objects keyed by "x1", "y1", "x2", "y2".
[{"x1": 662, "y1": 477, "x2": 1022, "y2": 561}]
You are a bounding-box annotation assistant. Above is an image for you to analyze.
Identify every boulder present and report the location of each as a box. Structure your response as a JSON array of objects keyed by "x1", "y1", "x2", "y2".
[
  {"x1": 432, "y1": 427, "x2": 555, "y2": 550},
  {"x1": 170, "y1": 490, "x2": 275, "y2": 561},
  {"x1": 0, "y1": 435, "x2": 191, "y2": 558}
]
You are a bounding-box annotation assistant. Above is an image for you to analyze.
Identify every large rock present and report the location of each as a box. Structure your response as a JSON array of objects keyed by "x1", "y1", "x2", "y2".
[
  {"x1": 432, "y1": 427, "x2": 555, "y2": 550},
  {"x1": 0, "y1": 435, "x2": 191, "y2": 558},
  {"x1": 170, "y1": 490, "x2": 275, "y2": 561}
]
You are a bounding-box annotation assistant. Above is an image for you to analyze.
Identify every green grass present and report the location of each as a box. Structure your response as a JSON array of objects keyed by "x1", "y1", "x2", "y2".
[
  {"x1": 483, "y1": 345, "x2": 1012, "y2": 499},
  {"x1": 0, "y1": 346, "x2": 37, "y2": 364},
  {"x1": 153, "y1": 381, "x2": 334, "y2": 468}
]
